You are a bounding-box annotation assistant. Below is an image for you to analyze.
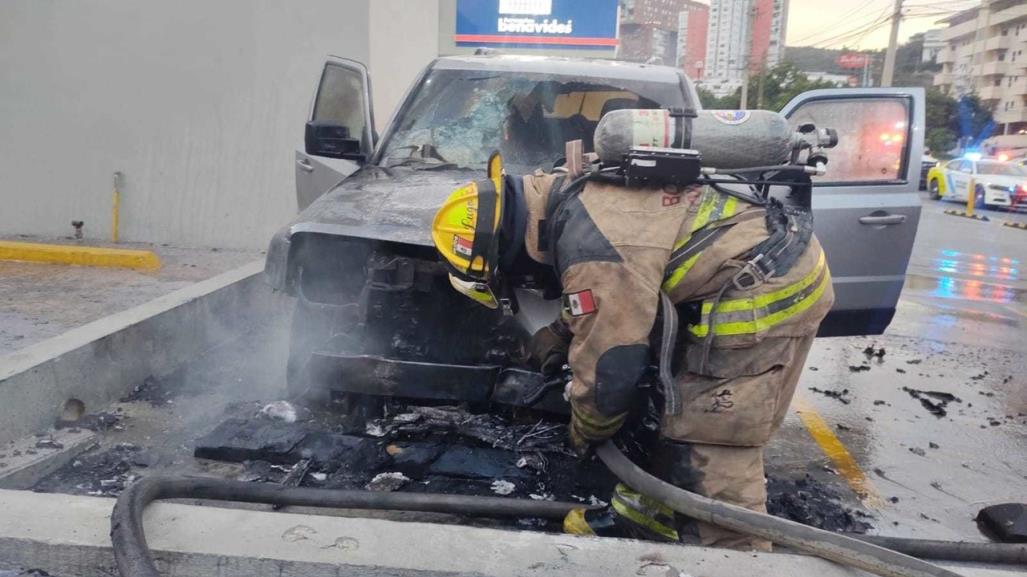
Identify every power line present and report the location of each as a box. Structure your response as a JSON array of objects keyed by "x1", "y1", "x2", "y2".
[
  {"x1": 787, "y1": 0, "x2": 884, "y2": 45},
  {"x1": 807, "y1": 7, "x2": 895, "y2": 49}
]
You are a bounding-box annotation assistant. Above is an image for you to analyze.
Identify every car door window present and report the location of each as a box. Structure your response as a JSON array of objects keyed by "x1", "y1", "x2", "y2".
[
  {"x1": 787, "y1": 98, "x2": 909, "y2": 184},
  {"x1": 312, "y1": 63, "x2": 369, "y2": 142},
  {"x1": 946, "y1": 160, "x2": 964, "y2": 172}
]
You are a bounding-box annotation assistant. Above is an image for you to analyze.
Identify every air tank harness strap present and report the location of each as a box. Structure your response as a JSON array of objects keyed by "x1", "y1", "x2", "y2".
[
  {"x1": 656, "y1": 208, "x2": 766, "y2": 416},
  {"x1": 695, "y1": 201, "x2": 815, "y2": 374}
]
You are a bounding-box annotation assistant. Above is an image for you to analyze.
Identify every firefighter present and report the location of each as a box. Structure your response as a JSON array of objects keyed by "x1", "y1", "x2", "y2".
[{"x1": 431, "y1": 128, "x2": 834, "y2": 551}]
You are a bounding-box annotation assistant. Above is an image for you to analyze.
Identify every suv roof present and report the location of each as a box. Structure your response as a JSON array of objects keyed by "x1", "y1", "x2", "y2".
[{"x1": 433, "y1": 54, "x2": 685, "y2": 83}]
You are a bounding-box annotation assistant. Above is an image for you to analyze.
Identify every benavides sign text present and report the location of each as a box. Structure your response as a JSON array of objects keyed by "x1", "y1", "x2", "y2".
[{"x1": 455, "y1": 0, "x2": 619, "y2": 49}]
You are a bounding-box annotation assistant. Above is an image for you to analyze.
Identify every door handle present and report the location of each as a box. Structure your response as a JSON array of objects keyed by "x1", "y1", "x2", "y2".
[
  {"x1": 296, "y1": 159, "x2": 315, "y2": 173},
  {"x1": 859, "y1": 214, "x2": 906, "y2": 226}
]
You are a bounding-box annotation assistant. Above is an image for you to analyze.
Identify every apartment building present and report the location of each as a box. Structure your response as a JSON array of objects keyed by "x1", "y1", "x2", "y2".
[
  {"x1": 934, "y1": 0, "x2": 1027, "y2": 155},
  {"x1": 703, "y1": 0, "x2": 788, "y2": 97}
]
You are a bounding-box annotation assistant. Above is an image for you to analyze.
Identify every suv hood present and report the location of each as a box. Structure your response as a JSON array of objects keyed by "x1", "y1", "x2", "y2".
[
  {"x1": 293, "y1": 165, "x2": 479, "y2": 245},
  {"x1": 265, "y1": 165, "x2": 479, "y2": 289}
]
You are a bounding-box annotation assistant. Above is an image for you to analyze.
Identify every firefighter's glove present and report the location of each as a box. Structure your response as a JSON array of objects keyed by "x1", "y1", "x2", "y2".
[{"x1": 529, "y1": 321, "x2": 571, "y2": 377}]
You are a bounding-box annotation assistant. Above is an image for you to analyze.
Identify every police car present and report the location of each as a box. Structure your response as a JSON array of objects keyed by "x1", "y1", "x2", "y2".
[{"x1": 925, "y1": 155, "x2": 1027, "y2": 210}]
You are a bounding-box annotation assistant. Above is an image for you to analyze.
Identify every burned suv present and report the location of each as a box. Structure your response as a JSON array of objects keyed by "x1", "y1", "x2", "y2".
[{"x1": 265, "y1": 55, "x2": 924, "y2": 406}]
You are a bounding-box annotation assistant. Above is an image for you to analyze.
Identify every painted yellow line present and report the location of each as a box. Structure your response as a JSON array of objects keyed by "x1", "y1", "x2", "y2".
[
  {"x1": 0, "y1": 240, "x2": 161, "y2": 271},
  {"x1": 793, "y1": 394, "x2": 883, "y2": 508}
]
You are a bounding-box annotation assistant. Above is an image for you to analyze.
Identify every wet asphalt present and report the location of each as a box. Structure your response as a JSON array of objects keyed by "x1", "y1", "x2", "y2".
[{"x1": 765, "y1": 192, "x2": 1026, "y2": 541}]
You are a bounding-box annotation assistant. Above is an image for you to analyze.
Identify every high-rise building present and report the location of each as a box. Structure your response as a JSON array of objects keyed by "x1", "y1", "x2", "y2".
[
  {"x1": 619, "y1": 0, "x2": 709, "y2": 79},
  {"x1": 933, "y1": 0, "x2": 1027, "y2": 156},
  {"x1": 703, "y1": 0, "x2": 788, "y2": 97}
]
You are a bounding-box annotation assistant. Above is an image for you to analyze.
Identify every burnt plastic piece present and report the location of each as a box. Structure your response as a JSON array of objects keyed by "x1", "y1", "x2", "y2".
[{"x1": 977, "y1": 503, "x2": 1027, "y2": 543}]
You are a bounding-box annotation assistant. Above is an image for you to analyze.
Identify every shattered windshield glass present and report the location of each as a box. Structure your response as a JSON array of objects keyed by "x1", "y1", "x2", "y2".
[{"x1": 379, "y1": 69, "x2": 686, "y2": 172}]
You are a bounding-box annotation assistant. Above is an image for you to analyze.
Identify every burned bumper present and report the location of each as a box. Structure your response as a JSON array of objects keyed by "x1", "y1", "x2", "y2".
[{"x1": 307, "y1": 352, "x2": 568, "y2": 414}]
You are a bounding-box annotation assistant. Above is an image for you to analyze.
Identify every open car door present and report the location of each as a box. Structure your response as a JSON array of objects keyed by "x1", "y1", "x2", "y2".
[
  {"x1": 781, "y1": 88, "x2": 924, "y2": 336},
  {"x1": 295, "y1": 57, "x2": 375, "y2": 212}
]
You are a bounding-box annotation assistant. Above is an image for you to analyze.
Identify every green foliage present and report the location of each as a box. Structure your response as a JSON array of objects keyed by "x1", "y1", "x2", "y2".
[
  {"x1": 924, "y1": 88, "x2": 994, "y2": 155},
  {"x1": 745, "y1": 62, "x2": 841, "y2": 110},
  {"x1": 696, "y1": 86, "x2": 739, "y2": 109},
  {"x1": 698, "y1": 63, "x2": 838, "y2": 111},
  {"x1": 926, "y1": 128, "x2": 957, "y2": 158}
]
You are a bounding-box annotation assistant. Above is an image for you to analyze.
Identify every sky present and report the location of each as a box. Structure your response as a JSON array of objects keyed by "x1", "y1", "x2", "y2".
[{"x1": 782, "y1": 0, "x2": 980, "y2": 51}]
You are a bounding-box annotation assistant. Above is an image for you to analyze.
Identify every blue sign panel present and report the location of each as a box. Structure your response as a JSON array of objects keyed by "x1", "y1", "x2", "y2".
[{"x1": 455, "y1": 0, "x2": 619, "y2": 49}]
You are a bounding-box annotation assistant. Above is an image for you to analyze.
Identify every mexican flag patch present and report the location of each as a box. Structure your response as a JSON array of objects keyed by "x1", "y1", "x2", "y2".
[
  {"x1": 453, "y1": 235, "x2": 473, "y2": 258},
  {"x1": 565, "y1": 289, "x2": 597, "y2": 317}
]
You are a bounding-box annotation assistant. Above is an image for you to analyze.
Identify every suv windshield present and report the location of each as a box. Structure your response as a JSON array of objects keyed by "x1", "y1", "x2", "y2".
[
  {"x1": 977, "y1": 162, "x2": 1026, "y2": 176},
  {"x1": 379, "y1": 68, "x2": 687, "y2": 171}
]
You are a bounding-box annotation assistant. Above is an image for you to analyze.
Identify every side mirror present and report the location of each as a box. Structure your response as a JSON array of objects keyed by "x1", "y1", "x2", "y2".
[{"x1": 305, "y1": 121, "x2": 366, "y2": 162}]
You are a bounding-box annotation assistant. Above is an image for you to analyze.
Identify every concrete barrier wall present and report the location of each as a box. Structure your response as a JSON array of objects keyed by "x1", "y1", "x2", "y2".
[{"x1": 0, "y1": 261, "x2": 290, "y2": 445}]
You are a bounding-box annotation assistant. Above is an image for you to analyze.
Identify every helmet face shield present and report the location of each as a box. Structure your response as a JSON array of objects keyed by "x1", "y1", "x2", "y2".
[{"x1": 448, "y1": 274, "x2": 500, "y2": 309}]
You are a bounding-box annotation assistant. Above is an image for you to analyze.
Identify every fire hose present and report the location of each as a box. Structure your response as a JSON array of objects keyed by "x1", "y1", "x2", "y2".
[{"x1": 110, "y1": 445, "x2": 1026, "y2": 577}]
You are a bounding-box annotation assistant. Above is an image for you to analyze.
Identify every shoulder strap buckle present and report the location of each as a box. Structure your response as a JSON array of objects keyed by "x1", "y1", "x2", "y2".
[{"x1": 732, "y1": 254, "x2": 775, "y2": 291}]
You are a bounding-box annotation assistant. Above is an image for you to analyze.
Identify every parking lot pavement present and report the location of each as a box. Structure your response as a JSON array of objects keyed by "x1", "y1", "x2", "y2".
[
  {"x1": 0, "y1": 236, "x2": 261, "y2": 356},
  {"x1": 762, "y1": 190, "x2": 1026, "y2": 542}
]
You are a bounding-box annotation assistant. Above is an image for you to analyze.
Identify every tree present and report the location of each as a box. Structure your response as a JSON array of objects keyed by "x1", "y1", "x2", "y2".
[
  {"x1": 697, "y1": 63, "x2": 837, "y2": 111},
  {"x1": 696, "y1": 86, "x2": 740, "y2": 109},
  {"x1": 924, "y1": 88, "x2": 994, "y2": 157}
]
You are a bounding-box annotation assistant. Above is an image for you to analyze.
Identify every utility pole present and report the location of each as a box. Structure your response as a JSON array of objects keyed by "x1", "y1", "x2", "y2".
[
  {"x1": 881, "y1": 0, "x2": 903, "y2": 87},
  {"x1": 756, "y1": 61, "x2": 767, "y2": 109},
  {"x1": 740, "y1": 1, "x2": 758, "y2": 109}
]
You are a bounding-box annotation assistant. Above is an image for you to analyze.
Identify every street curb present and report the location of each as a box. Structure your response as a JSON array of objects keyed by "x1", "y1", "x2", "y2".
[
  {"x1": 0, "y1": 240, "x2": 161, "y2": 270},
  {"x1": 942, "y1": 210, "x2": 990, "y2": 221},
  {"x1": 1001, "y1": 220, "x2": 1027, "y2": 230},
  {"x1": 0, "y1": 488, "x2": 1000, "y2": 577}
]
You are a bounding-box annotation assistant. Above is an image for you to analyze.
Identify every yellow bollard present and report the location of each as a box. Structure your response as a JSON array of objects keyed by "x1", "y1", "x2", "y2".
[
  {"x1": 966, "y1": 177, "x2": 974, "y2": 218},
  {"x1": 112, "y1": 171, "x2": 122, "y2": 243}
]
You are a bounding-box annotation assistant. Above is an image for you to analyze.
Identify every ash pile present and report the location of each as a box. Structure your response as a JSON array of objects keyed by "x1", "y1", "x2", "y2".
[{"x1": 193, "y1": 401, "x2": 618, "y2": 520}]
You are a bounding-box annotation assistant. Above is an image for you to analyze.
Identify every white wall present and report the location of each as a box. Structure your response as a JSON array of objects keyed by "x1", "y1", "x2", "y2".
[
  {"x1": 0, "y1": 1, "x2": 377, "y2": 249},
  {"x1": 369, "y1": 0, "x2": 440, "y2": 131}
]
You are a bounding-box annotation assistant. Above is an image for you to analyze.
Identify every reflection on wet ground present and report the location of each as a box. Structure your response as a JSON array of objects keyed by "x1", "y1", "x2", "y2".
[{"x1": 906, "y1": 274, "x2": 1023, "y2": 306}]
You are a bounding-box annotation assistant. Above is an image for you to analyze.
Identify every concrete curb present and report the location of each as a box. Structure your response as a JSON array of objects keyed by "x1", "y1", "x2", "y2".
[
  {"x1": 942, "y1": 210, "x2": 990, "y2": 222},
  {"x1": 0, "y1": 428, "x2": 97, "y2": 489},
  {"x1": 0, "y1": 240, "x2": 161, "y2": 270},
  {"x1": 0, "y1": 260, "x2": 288, "y2": 445},
  {"x1": 7, "y1": 488, "x2": 1016, "y2": 577},
  {"x1": 1001, "y1": 221, "x2": 1027, "y2": 230}
]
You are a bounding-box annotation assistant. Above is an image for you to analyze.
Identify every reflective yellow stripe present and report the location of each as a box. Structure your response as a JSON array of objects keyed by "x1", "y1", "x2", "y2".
[
  {"x1": 661, "y1": 252, "x2": 700, "y2": 292},
  {"x1": 664, "y1": 191, "x2": 741, "y2": 290},
  {"x1": 691, "y1": 188, "x2": 719, "y2": 232},
  {"x1": 611, "y1": 489, "x2": 679, "y2": 541},
  {"x1": 698, "y1": 252, "x2": 827, "y2": 315},
  {"x1": 721, "y1": 195, "x2": 738, "y2": 219},
  {"x1": 690, "y1": 265, "x2": 830, "y2": 337},
  {"x1": 571, "y1": 406, "x2": 625, "y2": 437}
]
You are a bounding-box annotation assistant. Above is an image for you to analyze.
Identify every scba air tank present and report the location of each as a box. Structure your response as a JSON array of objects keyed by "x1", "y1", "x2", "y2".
[{"x1": 594, "y1": 109, "x2": 794, "y2": 169}]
